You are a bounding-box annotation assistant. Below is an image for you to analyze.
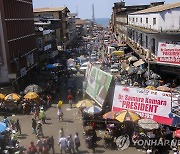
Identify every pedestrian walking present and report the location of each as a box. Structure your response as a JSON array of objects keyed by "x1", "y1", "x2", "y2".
[
  {"x1": 32, "y1": 118, "x2": 37, "y2": 134},
  {"x1": 28, "y1": 141, "x2": 37, "y2": 154},
  {"x1": 74, "y1": 132, "x2": 81, "y2": 152},
  {"x1": 36, "y1": 137, "x2": 43, "y2": 154},
  {"x1": 15, "y1": 119, "x2": 21, "y2": 134},
  {"x1": 68, "y1": 94, "x2": 73, "y2": 108},
  {"x1": 2, "y1": 116, "x2": 10, "y2": 127},
  {"x1": 57, "y1": 107, "x2": 63, "y2": 122},
  {"x1": 36, "y1": 121, "x2": 43, "y2": 137},
  {"x1": 58, "y1": 135, "x2": 67, "y2": 154},
  {"x1": 48, "y1": 136, "x2": 55, "y2": 154},
  {"x1": 67, "y1": 134, "x2": 75, "y2": 153},
  {"x1": 59, "y1": 128, "x2": 65, "y2": 138},
  {"x1": 40, "y1": 107, "x2": 46, "y2": 124}
]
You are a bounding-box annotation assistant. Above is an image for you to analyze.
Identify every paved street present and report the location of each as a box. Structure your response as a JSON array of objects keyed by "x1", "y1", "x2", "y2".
[
  {"x1": 0, "y1": 75, "x2": 173, "y2": 154},
  {"x1": 0, "y1": 104, "x2": 146, "y2": 154}
]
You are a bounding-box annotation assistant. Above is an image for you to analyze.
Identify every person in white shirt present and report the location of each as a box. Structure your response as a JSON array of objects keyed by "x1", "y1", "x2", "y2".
[{"x1": 58, "y1": 136, "x2": 67, "y2": 154}]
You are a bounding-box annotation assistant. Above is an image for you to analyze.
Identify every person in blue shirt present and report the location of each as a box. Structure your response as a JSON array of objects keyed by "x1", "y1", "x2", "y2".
[{"x1": 2, "y1": 116, "x2": 10, "y2": 127}]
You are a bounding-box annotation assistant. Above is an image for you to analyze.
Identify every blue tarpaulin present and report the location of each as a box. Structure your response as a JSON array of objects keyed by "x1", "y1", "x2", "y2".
[
  {"x1": 46, "y1": 64, "x2": 55, "y2": 69},
  {"x1": 0, "y1": 122, "x2": 7, "y2": 133}
]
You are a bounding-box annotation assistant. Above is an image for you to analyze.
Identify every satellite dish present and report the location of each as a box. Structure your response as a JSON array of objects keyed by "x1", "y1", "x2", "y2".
[{"x1": 39, "y1": 27, "x2": 43, "y2": 31}]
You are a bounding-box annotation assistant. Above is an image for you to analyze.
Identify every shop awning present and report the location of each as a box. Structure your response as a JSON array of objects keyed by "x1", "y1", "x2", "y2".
[{"x1": 133, "y1": 59, "x2": 145, "y2": 67}]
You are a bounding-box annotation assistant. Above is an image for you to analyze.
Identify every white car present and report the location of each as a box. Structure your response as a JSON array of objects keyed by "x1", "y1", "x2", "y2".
[
  {"x1": 79, "y1": 62, "x2": 88, "y2": 74},
  {"x1": 110, "y1": 65, "x2": 119, "y2": 75}
]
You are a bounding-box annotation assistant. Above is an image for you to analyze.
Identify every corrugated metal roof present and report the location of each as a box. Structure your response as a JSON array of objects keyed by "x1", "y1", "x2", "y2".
[
  {"x1": 33, "y1": 7, "x2": 66, "y2": 13},
  {"x1": 131, "y1": 2, "x2": 180, "y2": 15}
]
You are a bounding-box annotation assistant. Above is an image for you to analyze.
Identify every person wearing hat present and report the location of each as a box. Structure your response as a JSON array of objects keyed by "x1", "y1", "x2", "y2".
[{"x1": 40, "y1": 107, "x2": 46, "y2": 124}]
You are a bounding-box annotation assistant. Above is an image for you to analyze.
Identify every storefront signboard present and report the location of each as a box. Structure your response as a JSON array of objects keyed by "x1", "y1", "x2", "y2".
[{"x1": 157, "y1": 42, "x2": 180, "y2": 65}]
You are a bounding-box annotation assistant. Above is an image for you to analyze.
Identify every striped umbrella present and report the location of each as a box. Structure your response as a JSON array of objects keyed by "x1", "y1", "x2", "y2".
[
  {"x1": 83, "y1": 105, "x2": 102, "y2": 115},
  {"x1": 103, "y1": 111, "x2": 117, "y2": 119},
  {"x1": 115, "y1": 110, "x2": 140, "y2": 122}
]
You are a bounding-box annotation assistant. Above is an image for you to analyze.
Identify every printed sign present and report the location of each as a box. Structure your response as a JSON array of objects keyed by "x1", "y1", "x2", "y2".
[
  {"x1": 112, "y1": 85, "x2": 180, "y2": 126},
  {"x1": 157, "y1": 42, "x2": 180, "y2": 65},
  {"x1": 86, "y1": 66, "x2": 112, "y2": 107}
]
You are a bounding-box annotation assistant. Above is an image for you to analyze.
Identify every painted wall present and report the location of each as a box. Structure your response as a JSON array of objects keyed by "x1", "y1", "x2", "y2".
[{"x1": 129, "y1": 7, "x2": 180, "y2": 31}]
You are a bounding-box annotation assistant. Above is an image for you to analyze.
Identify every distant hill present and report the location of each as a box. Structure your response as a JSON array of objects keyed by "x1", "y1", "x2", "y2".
[{"x1": 95, "y1": 18, "x2": 109, "y2": 27}]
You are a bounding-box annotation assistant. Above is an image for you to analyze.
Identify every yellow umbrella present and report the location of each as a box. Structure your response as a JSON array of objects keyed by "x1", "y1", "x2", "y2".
[
  {"x1": 0, "y1": 93, "x2": 5, "y2": 99},
  {"x1": 112, "y1": 50, "x2": 124, "y2": 57},
  {"x1": 146, "y1": 86, "x2": 156, "y2": 90},
  {"x1": 115, "y1": 110, "x2": 140, "y2": 122},
  {"x1": 103, "y1": 111, "x2": 117, "y2": 119},
  {"x1": 5, "y1": 93, "x2": 21, "y2": 101},
  {"x1": 76, "y1": 99, "x2": 94, "y2": 108},
  {"x1": 24, "y1": 92, "x2": 39, "y2": 100},
  {"x1": 57, "y1": 100, "x2": 63, "y2": 107}
]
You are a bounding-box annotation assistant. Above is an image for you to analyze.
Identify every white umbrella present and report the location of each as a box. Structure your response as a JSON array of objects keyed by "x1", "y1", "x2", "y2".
[
  {"x1": 83, "y1": 105, "x2": 102, "y2": 115},
  {"x1": 138, "y1": 119, "x2": 159, "y2": 130}
]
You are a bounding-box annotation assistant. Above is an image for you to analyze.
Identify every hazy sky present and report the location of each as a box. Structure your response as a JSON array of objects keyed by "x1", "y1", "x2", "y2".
[{"x1": 33, "y1": 0, "x2": 179, "y2": 19}]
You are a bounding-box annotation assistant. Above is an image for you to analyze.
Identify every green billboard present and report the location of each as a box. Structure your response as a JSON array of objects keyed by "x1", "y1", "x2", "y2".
[{"x1": 86, "y1": 66, "x2": 113, "y2": 107}]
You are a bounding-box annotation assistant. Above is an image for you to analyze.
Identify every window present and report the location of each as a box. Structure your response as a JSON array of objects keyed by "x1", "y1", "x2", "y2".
[
  {"x1": 146, "y1": 36, "x2": 148, "y2": 48},
  {"x1": 133, "y1": 18, "x2": 134, "y2": 22},
  {"x1": 153, "y1": 18, "x2": 156, "y2": 25},
  {"x1": 136, "y1": 18, "x2": 138, "y2": 22},
  {"x1": 140, "y1": 18, "x2": 142, "y2": 23},
  {"x1": 146, "y1": 18, "x2": 148, "y2": 24}
]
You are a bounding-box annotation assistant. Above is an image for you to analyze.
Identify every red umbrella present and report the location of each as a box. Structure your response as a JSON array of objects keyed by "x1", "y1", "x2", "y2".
[{"x1": 174, "y1": 130, "x2": 180, "y2": 138}]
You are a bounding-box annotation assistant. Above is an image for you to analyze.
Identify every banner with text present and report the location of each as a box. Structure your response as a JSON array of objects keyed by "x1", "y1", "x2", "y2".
[
  {"x1": 112, "y1": 85, "x2": 180, "y2": 126},
  {"x1": 86, "y1": 66, "x2": 112, "y2": 107},
  {"x1": 157, "y1": 42, "x2": 180, "y2": 65}
]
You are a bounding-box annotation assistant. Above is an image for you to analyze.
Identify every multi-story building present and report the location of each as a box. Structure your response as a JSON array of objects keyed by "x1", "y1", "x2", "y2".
[
  {"x1": 126, "y1": 2, "x2": 180, "y2": 77},
  {"x1": 0, "y1": 0, "x2": 37, "y2": 91},
  {"x1": 33, "y1": 7, "x2": 70, "y2": 49},
  {"x1": 76, "y1": 18, "x2": 86, "y2": 37},
  {"x1": 68, "y1": 13, "x2": 77, "y2": 42},
  {"x1": 111, "y1": 1, "x2": 164, "y2": 43},
  {"x1": 34, "y1": 17, "x2": 59, "y2": 65}
]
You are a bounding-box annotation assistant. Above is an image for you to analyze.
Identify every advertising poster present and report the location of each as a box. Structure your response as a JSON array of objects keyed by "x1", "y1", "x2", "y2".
[
  {"x1": 157, "y1": 42, "x2": 180, "y2": 65},
  {"x1": 86, "y1": 66, "x2": 112, "y2": 107},
  {"x1": 112, "y1": 85, "x2": 180, "y2": 126}
]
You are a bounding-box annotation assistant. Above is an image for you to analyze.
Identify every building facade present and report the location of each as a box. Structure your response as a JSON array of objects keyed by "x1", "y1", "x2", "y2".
[
  {"x1": 33, "y1": 7, "x2": 70, "y2": 49},
  {"x1": 111, "y1": 1, "x2": 164, "y2": 43},
  {"x1": 0, "y1": 0, "x2": 37, "y2": 91},
  {"x1": 126, "y1": 2, "x2": 180, "y2": 76}
]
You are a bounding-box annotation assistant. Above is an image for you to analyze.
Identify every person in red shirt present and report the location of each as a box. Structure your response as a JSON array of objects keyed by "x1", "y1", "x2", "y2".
[
  {"x1": 28, "y1": 141, "x2": 37, "y2": 154},
  {"x1": 68, "y1": 94, "x2": 73, "y2": 108}
]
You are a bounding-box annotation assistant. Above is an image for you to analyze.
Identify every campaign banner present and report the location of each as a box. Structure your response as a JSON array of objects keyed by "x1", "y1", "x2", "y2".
[
  {"x1": 157, "y1": 42, "x2": 180, "y2": 65},
  {"x1": 112, "y1": 85, "x2": 180, "y2": 126},
  {"x1": 86, "y1": 66, "x2": 112, "y2": 107}
]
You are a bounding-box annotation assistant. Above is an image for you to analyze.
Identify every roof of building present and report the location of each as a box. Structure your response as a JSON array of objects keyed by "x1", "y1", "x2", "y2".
[
  {"x1": 76, "y1": 19, "x2": 85, "y2": 25},
  {"x1": 131, "y1": 2, "x2": 180, "y2": 15},
  {"x1": 33, "y1": 7, "x2": 67, "y2": 13}
]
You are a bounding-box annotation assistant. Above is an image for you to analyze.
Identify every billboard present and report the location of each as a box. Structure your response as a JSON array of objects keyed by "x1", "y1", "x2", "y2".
[
  {"x1": 112, "y1": 85, "x2": 180, "y2": 126},
  {"x1": 86, "y1": 66, "x2": 113, "y2": 107},
  {"x1": 157, "y1": 42, "x2": 180, "y2": 65}
]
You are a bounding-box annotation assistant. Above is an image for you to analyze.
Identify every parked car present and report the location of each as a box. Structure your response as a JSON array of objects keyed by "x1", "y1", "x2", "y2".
[
  {"x1": 110, "y1": 65, "x2": 119, "y2": 75},
  {"x1": 79, "y1": 62, "x2": 88, "y2": 74}
]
